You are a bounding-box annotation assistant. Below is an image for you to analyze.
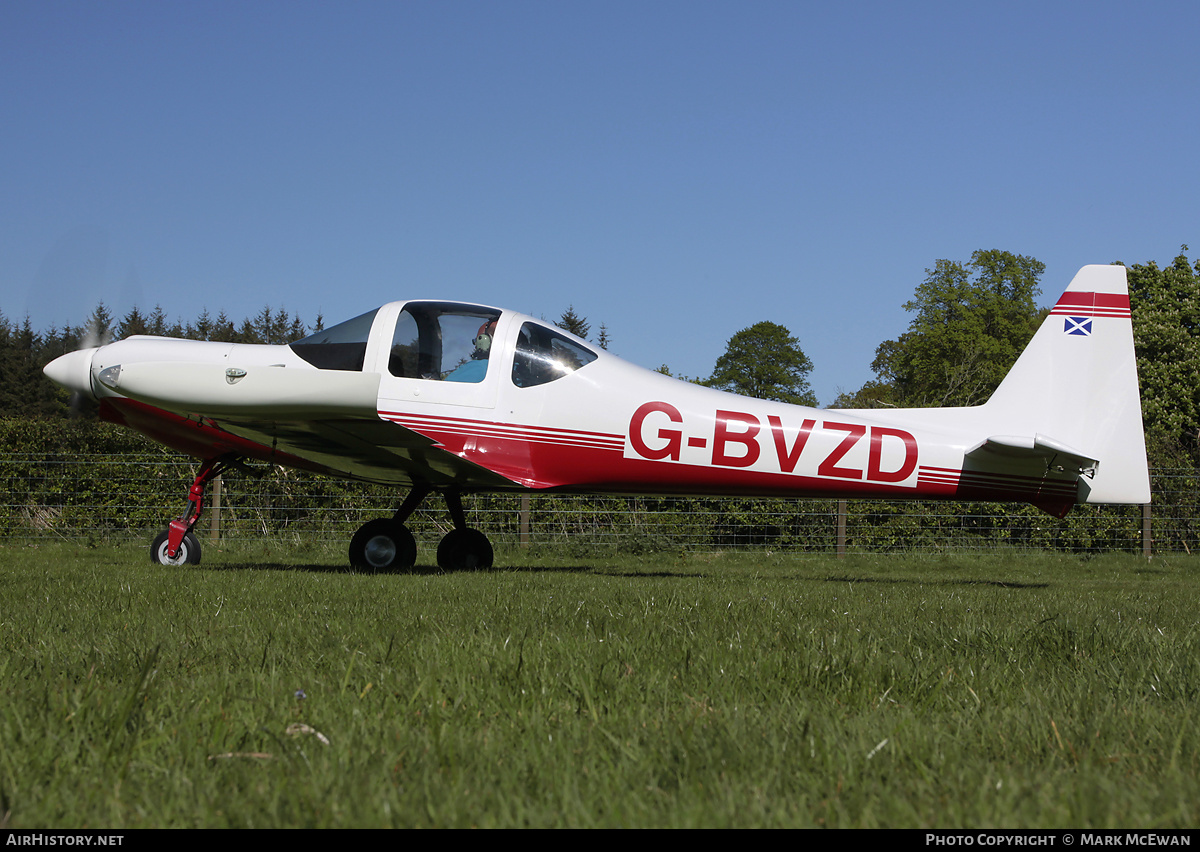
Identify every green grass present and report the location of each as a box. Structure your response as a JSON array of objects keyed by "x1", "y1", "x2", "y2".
[{"x1": 1, "y1": 542, "x2": 1198, "y2": 828}]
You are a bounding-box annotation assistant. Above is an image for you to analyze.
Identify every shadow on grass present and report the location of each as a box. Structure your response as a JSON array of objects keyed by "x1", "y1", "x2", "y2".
[
  {"x1": 196, "y1": 560, "x2": 1051, "y2": 588},
  {"x1": 200, "y1": 561, "x2": 602, "y2": 576},
  {"x1": 822, "y1": 574, "x2": 1050, "y2": 589}
]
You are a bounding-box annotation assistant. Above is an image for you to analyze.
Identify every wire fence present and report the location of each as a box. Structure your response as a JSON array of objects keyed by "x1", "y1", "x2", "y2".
[{"x1": 3, "y1": 451, "x2": 1196, "y2": 556}]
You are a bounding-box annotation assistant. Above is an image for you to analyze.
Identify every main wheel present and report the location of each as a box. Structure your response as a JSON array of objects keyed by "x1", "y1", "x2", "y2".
[
  {"x1": 349, "y1": 519, "x2": 417, "y2": 571},
  {"x1": 150, "y1": 530, "x2": 202, "y2": 566},
  {"x1": 436, "y1": 528, "x2": 493, "y2": 571}
]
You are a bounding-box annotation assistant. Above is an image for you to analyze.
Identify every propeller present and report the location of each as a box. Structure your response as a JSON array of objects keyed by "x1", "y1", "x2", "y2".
[
  {"x1": 44, "y1": 345, "x2": 101, "y2": 416},
  {"x1": 44, "y1": 306, "x2": 113, "y2": 417}
]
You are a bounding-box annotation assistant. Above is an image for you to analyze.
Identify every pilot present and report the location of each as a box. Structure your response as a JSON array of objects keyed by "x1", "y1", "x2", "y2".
[{"x1": 445, "y1": 320, "x2": 496, "y2": 383}]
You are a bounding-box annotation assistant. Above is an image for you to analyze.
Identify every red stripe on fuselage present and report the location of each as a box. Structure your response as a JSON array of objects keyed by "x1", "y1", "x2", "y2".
[{"x1": 380, "y1": 410, "x2": 625, "y2": 451}]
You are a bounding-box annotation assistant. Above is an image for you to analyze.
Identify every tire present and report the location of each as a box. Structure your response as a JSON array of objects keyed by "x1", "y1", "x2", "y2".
[
  {"x1": 150, "y1": 530, "x2": 202, "y2": 566},
  {"x1": 349, "y1": 519, "x2": 417, "y2": 571},
  {"x1": 436, "y1": 528, "x2": 494, "y2": 571}
]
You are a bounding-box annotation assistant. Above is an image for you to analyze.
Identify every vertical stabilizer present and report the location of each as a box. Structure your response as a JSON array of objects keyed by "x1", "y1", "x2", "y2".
[{"x1": 983, "y1": 264, "x2": 1150, "y2": 504}]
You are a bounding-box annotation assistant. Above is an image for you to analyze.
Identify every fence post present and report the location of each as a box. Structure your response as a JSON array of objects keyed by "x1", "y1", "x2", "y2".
[
  {"x1": 520, "y1": 494, "x2": 530, "y2": 548},
  {"x1": 1142, "y1": 503, "x2": 1152, "y2": 558},
  {"x1": 836, "y1": 499, "x2": 847, "y2": 558},
  {"x1": 208, "y1": 475, "x2": 221, "y2": 544}
]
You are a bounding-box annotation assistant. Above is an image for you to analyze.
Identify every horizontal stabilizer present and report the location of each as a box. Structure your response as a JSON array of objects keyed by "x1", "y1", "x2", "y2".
[{"x1": 967, "y1": 434, "x2": 1098, "y2": 476}]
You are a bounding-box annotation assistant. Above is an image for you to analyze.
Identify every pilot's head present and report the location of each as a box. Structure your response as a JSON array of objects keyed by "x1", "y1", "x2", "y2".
[{"x1": 473, "y1": 320, "x2": 497, "y2": 359}]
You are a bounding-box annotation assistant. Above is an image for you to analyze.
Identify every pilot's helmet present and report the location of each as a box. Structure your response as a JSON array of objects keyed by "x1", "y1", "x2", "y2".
[{"x1": 474, "y1": 320, "x2": 497, "y2": 355}]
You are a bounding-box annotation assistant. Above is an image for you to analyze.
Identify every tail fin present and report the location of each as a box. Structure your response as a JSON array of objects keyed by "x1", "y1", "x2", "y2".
[{"x1": 983, "y1": 264, "x2": 1150, "y2": 505}]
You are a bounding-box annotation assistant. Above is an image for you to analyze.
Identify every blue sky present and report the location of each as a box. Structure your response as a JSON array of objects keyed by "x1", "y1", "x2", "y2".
[{"x1": 4, "y1": 0, "x2": 1197, "y2": 405}]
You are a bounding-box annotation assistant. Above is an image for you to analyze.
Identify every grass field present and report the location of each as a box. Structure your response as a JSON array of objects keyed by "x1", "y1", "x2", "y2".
[{"x1": 1, "y1": 541, "x2": 1198, "y2": 828}]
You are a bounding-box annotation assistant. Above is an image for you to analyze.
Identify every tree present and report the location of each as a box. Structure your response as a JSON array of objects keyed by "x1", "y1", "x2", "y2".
[
  {"x1": 192, "y1": 309, "x2": 214, "y2": 341},
  {"x1": 82, "y1": 303, "x2": 115, "y2": 348},
  {"x1": 1125, "y1": 246, "x2": 1200, "y2": 462},
  {"x1": 210, "y1": 311, "x2": 238, "y2": 343},
  {"x1": 556, "y1": 305, "x2": 590, "y2": 340},
  {"x1": 117, "y1": 306, "x2": 149, "y2": 339},
  {"x1": 867, "y1": 249, "x2": 1044, "y2": 407},
  {"x1": 148, "y1": 305, "x2": 182, "y2": 338},
  {"x1": 705, "y1": 321, "x2": 817, "y2": 406},
  {"x1": 0, "y1": 312, "x2": 39, "y2": 416},
  {"x1": 827, "y1": 379, "x2": 903, "y2": 410}
]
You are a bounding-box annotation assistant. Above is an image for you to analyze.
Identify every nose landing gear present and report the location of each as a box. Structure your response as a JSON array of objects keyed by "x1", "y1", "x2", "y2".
[{"x1": 149, "y1": 456, "x2": 238, "y2": 566}]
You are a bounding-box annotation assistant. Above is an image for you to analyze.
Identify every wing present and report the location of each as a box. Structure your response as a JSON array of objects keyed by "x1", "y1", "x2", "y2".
[
  {"x1": 213, "y1": 415, "x2": 521, "y2": 489},
  {"x1": 96, "y1": 361, "x2": 521, "y2": 490}
]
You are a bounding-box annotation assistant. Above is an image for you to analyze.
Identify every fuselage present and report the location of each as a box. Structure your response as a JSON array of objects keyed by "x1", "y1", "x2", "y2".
[{"x1": 45, "y1": 298, "x2": 1084, "y2": 513}]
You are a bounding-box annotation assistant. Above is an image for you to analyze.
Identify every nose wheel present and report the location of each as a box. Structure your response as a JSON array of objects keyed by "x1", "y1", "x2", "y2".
[{"x1": 151, "y1": 529, "x2": 201, "y2": 565}]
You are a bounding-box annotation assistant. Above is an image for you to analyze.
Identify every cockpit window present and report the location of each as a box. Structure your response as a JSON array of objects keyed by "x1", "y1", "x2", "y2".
[
  {"x1": 388, "y1": 302, "x2": 502, "y2": 383},
  {"x1": 289, "y1": 308, "x2": 379, "y2": 371},
  {"x1": 512, "y1": 322, "x2": 597, "y2": 388}
]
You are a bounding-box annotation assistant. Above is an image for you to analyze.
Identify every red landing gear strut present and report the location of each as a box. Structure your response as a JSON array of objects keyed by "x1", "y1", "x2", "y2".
[{"x1": 150, "y1": 456, "x2": 239, "y2": 566}]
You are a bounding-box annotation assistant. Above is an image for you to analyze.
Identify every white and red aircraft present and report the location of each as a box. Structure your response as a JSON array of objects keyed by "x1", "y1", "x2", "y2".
[{"x1": 43, "y1": 264, "x2": 1149, "y2": 569}]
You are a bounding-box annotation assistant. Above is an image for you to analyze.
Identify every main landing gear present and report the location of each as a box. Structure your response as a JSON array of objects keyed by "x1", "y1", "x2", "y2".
[
  {"x1": 149, "y1": 456, "x2": 238, "y2": 566},
  {"x1": 348, "y1": 485, "x2": 494, "y2": 572}
]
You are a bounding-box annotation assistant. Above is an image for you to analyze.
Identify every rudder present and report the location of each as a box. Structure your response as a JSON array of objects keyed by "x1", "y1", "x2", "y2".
[{"x1": 983, "y1": 264, "x2": 1150, "y2": 504}]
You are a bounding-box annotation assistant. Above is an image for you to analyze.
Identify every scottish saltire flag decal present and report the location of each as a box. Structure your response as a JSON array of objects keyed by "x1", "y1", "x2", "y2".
[{"x1": 1064, "y1": 316, "x2": 1092, "y2": 336}]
